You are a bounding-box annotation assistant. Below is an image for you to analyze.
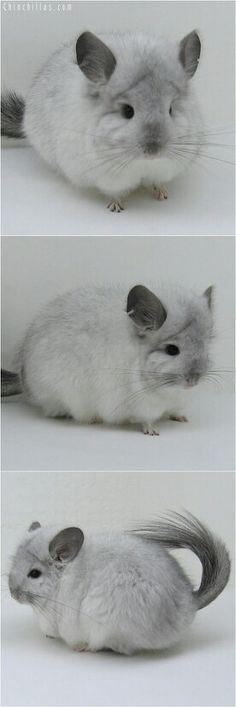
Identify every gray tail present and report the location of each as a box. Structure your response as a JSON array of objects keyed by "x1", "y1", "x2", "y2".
[
  {"x1": 1, "y1": 92, "x2": 25, "y2": 138},
  {"x1": 1, "y1": 369, "x2": 22, "y2": 397},
  {"x1": 131, "y1": 511, "x2": 230, "y2": 610}
]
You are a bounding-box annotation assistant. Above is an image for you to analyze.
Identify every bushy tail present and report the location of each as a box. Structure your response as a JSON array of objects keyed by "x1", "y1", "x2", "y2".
[
  {"x1": 131, "y1": 512, "x2": 230, "y2": 610},
  {"x1": 1, "y1": 369, "x2": 22, "y2": 397},
  {"x1": 1, "y1": 92, "x2": 25, "y2": 138}
]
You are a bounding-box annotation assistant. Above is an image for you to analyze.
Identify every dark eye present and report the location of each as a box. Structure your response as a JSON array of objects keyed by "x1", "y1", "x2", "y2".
[
  {"x1": 28, "y1": 569, "x2": 41, "y2": 579},
  {"x1": 169, "y1": 105, "x2": 173, "y2": 116},
  {"x1": 165, "y1": 344, "x2": 180, "y2": 356},
  {"x1": 122, "y1": 104, "x2": 134, "y2": 119}
]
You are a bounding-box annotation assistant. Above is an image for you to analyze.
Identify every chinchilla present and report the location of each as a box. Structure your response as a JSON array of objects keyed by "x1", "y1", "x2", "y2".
[
  {"x1": 1, "y1": 283, "x2": 214, "y2": 435},
  {"x1": 1, "y1": 30, "x2": 202, "y2": 211},
  {"x1": 8, "y1": 512, "x2": 230, "y2": 655}
]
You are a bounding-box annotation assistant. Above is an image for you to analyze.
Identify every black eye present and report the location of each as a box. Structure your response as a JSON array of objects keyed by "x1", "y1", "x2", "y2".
[
  {"x1": 122, "y1": 104, "x2": 134, "y2": 120},
  {"x1": 169, "y1": 105, "x2": 173, "y2": 116},
  {"x1": 165, "y1": 344, "x2": 180, "y2": 356},
  {"x1": 28, "y1": 569, "x2": 41, "y2": 579}
]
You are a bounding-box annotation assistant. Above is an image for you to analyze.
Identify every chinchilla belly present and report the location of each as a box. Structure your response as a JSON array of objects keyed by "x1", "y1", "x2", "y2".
[
  {"x1": 128, "y1": 386, "x2": 186, "y2": 424},
  {"x1": 82, "y1": 154, "x2": 185, "y2": 197},
  {"x1": 55, "y1": 543, "x2": 195, "y2": 653},
  {"x1": 21, "y1": 344, "x2": 186, "y2": 424}
]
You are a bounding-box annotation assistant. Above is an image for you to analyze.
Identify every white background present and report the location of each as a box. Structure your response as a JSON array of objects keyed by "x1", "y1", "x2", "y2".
[
  {"x1": 1, "y1": 235, "x2": 235, "y2": 471},
  {"x1": 1, "y1": 0, "x2": 235, "y2": 235},
  {"x1": 2, "y1": 471, "x2": 235, "y2": 707}
]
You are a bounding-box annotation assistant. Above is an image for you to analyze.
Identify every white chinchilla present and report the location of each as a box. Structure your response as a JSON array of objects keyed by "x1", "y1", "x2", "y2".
[
  {"x1": 1, "y1": 30, "x2": 202, "y2": 210},
  {"x1": 2, "y1": 283, "x2": 214, "y2": 434},
  {"x1": 8, "y1": 513, "x2": 230, "y2": 655}
]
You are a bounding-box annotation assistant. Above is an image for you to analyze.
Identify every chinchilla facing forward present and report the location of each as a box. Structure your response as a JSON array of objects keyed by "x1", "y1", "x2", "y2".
[
  {"x1": 1, "y1": 30, "x2": 202, "y2": 210},
  {"x1": 1, "y1": 283, "x2": 214, "y2": 434},
  {"x1": 8, "y1": 512, "x2": 230, "y2": 655}
]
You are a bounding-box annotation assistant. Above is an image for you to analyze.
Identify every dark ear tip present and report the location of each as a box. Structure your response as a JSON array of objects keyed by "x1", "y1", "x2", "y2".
[
  {"x1": 203, "y1": 285, "x2": 214, "y2": 309},
  {"x1": 76, "y1": 31, "x2": 89, "y2": 64},
  {"x1": 28, "y1": 521, "x2": 41, "y2": 532},
  {"x1": 126, "y1": 285, "x2": 145, "y2": 312},
  {"x1": 192, "y1": 30, "x2": 201, "y2": 50},
  {"x1": 179, "y1": 29, "x2": 201, "y2": 77},
  {"x1": 76, "y1": 30, "x2": 94, "y2": 46}
]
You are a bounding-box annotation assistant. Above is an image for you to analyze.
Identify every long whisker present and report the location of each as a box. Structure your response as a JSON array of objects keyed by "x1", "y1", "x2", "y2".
[{"x1": 28, "y1": 592, "x2": 108, "y2": 629}]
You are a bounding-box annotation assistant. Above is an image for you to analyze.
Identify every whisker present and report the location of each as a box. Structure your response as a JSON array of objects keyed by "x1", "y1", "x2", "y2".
[
  {"x1": 30, "y1": 592, "x2": 108, "y2": 629},
  {"x1": 171, "y1": 148, "x2": 234, "y2": 166}
]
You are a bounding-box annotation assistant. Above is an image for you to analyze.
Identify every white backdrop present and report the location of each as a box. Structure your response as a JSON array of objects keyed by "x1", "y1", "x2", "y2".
[{"x1": 2, "y1": 235, "x2": 234, "y2": 378}]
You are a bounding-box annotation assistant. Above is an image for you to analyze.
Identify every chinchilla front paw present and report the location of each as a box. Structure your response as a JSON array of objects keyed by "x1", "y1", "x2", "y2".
[
  {"x1": 107, "y1": 200, "x2": 124, "y2": 212},
  {"x1": 152, "y1": 185, "x2": 168, "y2": 201},
  {"x1": 142, "y1": 423, "x2": 160, "y2": 436}
]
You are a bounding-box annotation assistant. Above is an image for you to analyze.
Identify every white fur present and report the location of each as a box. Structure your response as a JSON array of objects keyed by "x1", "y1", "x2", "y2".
[
  {"x1": 17, "y1": 283, "x2": 213, "y2": 432},
  {"x1": 9, "y1": 526, "x2": 195, "y2": 654},
  {"x1": 9, "y1": 514, "x2": 229, "y2": 655},
  {"x1": 23, "y1": 33, "x2": 202, "y2": 203}
]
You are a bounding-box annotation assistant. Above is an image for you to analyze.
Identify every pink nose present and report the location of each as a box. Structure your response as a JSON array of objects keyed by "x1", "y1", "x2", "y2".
[{"x1": 186, "y1": 374, "x2": 200, "y2": 387}]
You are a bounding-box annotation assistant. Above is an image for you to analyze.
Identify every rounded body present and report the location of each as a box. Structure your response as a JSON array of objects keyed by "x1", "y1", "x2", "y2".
[
  {"x1": 8, "y1": 514, "x2": 230, "y2": 655},
  {"x1": 36, "y1": 533, "x2": 196, "y2": 654},
  {"x1": 24, "y1": 33, "x2": 202, "y2": 200},
  {"x1": 17, "y1": 283, "x2": 213, "y2": 428}
]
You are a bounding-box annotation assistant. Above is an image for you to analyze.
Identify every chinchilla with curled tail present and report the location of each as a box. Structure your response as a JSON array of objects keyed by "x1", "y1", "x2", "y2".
[
  {"x1": 8, "y1": 512, "x2": 230, "y2": 654},
  {"x1": 1, "y1": 30, "x2": 202, "y2": 211},
  {"x1": 1, "y1": 282, "x2": 214, "y2": 435}
]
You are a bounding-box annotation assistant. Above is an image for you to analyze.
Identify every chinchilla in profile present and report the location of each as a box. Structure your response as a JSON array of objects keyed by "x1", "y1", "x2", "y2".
[
  {"x1": 8, "y1": 512, "x2": 230, "y2": 654},
  {"x1": 1, "y1": 30, "x2": 202, "y2": 211},
  {"x1": 1, "y1": 283, "x2": 214, "y2": 435}
]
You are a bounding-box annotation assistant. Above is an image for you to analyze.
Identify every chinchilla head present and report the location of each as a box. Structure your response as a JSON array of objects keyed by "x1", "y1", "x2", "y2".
[
  {"x1": 127, "y1": 284, "x2": 214, "y2": 389},
  {"x1": 76, "y1": 30, "x2": 201, "y2": 167},
  {"x1": 8, "y1": 523, "x2": 84, "y2": 605}
]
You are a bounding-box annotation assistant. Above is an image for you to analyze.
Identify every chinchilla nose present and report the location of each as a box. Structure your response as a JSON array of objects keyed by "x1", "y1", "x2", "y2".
[
  {"x1": 9, "y1": 578, "x2": 20, "y2": 600},
  {"x1": 143, "y1": 140, "x2": 160, "y2": 155},
  {"x1": 186, "y1": 372, "x2": 200, "y2": 387},
  {"x1": 143, "y1": 122, "x2": 162, "y2": 155}
]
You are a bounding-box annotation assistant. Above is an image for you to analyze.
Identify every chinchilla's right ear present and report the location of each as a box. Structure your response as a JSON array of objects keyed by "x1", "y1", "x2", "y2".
[
  {"x1": 127, "y1": 285, "x2": 167, "y2": 334},
  {"x1": 76, "y1": 31, "x2": 116, "y2": 84},
  {"x1": 179, "y1": 30, "x2": 201, "y2": 78},
  {"x1": 49, "y1": 527, "x2": 84, "y2": 564}
]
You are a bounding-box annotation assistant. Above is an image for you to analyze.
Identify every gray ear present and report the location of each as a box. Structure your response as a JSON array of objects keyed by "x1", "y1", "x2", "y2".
[
  {"x1": 28, "y1": 521, "x2": 41, "y2": 532},
  {"x1": 203, "y1": 285, "x2": 213, "y2": 310},
  {"x1": 127, "y1": 285, "x2": 167, "y2": 332},
  {"x1": 49, "y1": 527, "x2": 84, "y2": 563},
  {"x1": 76, "y1": 31, "x2": 116, "y2": 84},
  {"x1": 179, "y1": 31, "x2": 201, "y2": 77}
]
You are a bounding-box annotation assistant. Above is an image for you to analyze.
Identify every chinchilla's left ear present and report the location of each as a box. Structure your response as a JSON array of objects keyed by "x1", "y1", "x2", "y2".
[
  {"x1": 179, "y1": 30, "x2": 201, "y2": 77},
  {"x1": 76, "y1": 31, "x2": 116, "y2": 84},
  {"x1": 127, "y1": 285, "x2": 167, "y2": 333},
  {"x1": 203, "y1": 285, "x2": 214, "y2": 310},
  {"x1": 28, "y1": 522, "x2": 41, "y2": 532},
  {"x1": 49, "y1": 527, "x2": 84, "y2": 563}
]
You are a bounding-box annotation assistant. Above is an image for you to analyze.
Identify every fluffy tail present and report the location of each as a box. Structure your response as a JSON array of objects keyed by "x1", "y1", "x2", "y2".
[
  {"x1": 1, "y1": 369, "x2": 22, "y2": 397},
  {"x1": 131, "y1": 512, "x2": 230, "y2": 610},
  {"x1": 1, "y1": 92, "x2": 25, "y2": 138}
]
